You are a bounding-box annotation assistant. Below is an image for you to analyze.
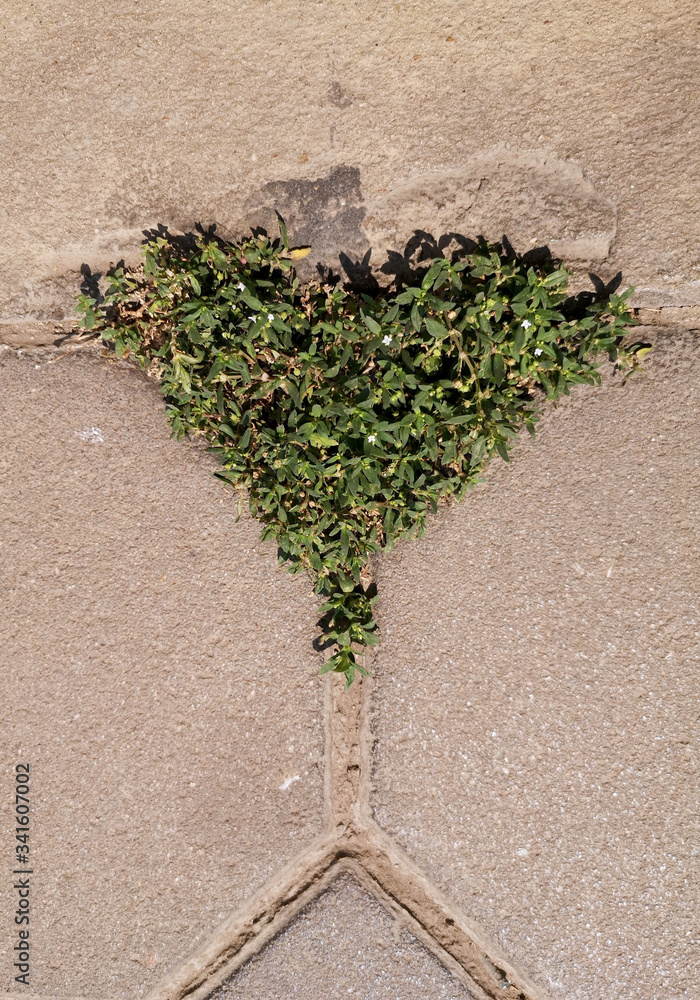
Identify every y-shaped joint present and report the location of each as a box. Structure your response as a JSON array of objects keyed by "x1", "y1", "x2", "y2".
[{"x1": 144, "y1": 669, "x2": 552, "y2": 1000}]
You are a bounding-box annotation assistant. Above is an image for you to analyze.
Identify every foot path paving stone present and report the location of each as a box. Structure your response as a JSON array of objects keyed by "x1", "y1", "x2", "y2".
[
  {"x1": 0, "y1": 327, "x2": 697, "y2": 1000},
  {"x1": 210, "y1": 873, "x2": 478, "y2": 1000},
  {"x1": 371, "y1": 329, "x2": 700, "y2": 1000},
  {"x1": 2, "y1": 0, "x2": 700, "y2": 339},
  {"x1": 0, "y1": 348, "x2": 325, "y2": 997}
]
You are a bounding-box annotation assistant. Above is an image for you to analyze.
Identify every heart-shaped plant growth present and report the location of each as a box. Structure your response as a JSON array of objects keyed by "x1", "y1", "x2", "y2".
[{"x1": 77, "y1": 222, "x2": 647, "y2": 686}]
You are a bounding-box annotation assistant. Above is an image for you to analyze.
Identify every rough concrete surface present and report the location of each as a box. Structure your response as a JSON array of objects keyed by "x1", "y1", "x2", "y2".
[
  {"x1": 2, "y1": 1, "x2": 699, "y2": 994},
  {"x1": 210, "y1": 872, "x2": 477, "y2": 1000},
  {"x1": 371, "y1": 329, "x2": 700, "y2": 1000},
  {"x1": 1, "y1": 0, "x2": 699, "y2": 325},
  {"x1": 0, "y1": 347, "x2": 325, "y2": 997}
]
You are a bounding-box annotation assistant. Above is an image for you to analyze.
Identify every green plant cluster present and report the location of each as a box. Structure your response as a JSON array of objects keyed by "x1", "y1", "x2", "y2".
[{"x1": 77, "y1": 225, "x2": 645, "y2": 686}]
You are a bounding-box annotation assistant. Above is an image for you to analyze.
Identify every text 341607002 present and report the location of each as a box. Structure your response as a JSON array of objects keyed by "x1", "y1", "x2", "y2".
[{"x1": 12, "y1": 763, "x2": 31, "y2": 985}]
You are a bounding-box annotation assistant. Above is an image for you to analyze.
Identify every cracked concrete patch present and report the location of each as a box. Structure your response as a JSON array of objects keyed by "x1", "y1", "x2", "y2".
[
  {"x1": 210, "y1": 872, "x2": 478, "y2": 999},
  {"x1": 243, "y1": 166, "x2": 368, "y2": 278},
  {"x1": 0, "y1": 349, "x2": 325, "y2": 997},
  {"x1": 370, "y1": 329, "x2": 700, "y2": 1000}
]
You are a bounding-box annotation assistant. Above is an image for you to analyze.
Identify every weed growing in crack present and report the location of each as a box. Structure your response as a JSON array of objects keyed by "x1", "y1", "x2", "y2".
[{"x1": 76, "y1": 223, "x2": 648, "y2": 687}]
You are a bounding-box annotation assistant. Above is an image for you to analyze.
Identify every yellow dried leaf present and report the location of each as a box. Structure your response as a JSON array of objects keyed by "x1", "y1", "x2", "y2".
[{"x1": 289, "y1": 246, "x2": 312, "y2": 260}]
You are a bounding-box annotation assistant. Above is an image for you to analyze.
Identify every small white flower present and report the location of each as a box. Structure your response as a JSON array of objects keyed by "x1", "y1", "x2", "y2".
[
  {"x1": 237, "y1": 282, "x2": 245, "y2": 291},
  {"x1": 521, "y1": 319, "x2": 532, "y2": 330},
  {"x1": 367, "y1": 434, "x2": 377, "y2": 444},
  {"x1": 382, "y1": 334, "x2": 392, "y2": 345},
  {"x1": 248, "y1": 315, "x2": 256, "y2": 322},
  {"x1": 534, "y1": 347, "x2": 543, "y2": 356},
  {"x1": 267, "y1": 313, "x2": 274, "y2": 322}
]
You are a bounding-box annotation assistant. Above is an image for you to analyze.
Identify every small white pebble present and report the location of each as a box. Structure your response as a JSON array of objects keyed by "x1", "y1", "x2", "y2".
[
  {"x1": 279, "y1": 775, "x2": 300, "y2": 791},
  {"x1": 76, "y1": 427, "x2": 104, "y2": 443}
]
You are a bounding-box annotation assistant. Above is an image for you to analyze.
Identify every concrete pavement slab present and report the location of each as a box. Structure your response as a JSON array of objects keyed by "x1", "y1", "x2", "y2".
[
  {"x1": 211, "y1": 872, "x2": 478, "y2": 999},
  {"x1": 1, "y1": 0, "x2": 699, "y2": 326},
  {"x1": 371, "y1": 329, "x2": 700, "y2": 1000},
  {"x1": 0, "y1": 347, "x2": 325, "y2": 997}
]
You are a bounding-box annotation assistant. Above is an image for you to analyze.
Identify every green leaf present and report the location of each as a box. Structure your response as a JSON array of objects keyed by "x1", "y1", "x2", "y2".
[
  {"x1": 309, "y1": 432, "x2": 339, "y2": 448},
  {"x1": 512, "y1": 326, "x2": 526, "y2": 355},
  {"x1": 492, "y1": 353, "x2": 505, "y2": 385},
  {"x1": 424, "y1": 317, "x2": 450, "y2": 340},
  {"x1": 422, "y1": 260, "x2": 446, "y2": 289},
  {"x1": 495, "y1": 439, "x2": 510, "y2": 462},
  {"x1": 241, "y1": 290, "x2": 263, "y2": 311},
  {"x1": 443, "y1": 414, "x2": 475, "y2": 425},
  {"x1": 542, "y1": 269, "x2": 567, "y2": 287}
]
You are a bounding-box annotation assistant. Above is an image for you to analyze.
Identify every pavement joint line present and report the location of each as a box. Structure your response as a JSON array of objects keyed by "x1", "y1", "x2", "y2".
[
  {"x1": 143, "y1": 835, "x2": 343, "y2": 1000},
  {"x1": 140, "y1": 669, "x2": 553, "y2": 1000},
  {"x1": 0, "y1": 304, "x2": 699, "y2": 352}
]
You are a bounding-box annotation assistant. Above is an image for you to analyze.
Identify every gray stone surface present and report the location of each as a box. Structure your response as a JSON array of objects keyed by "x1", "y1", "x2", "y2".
[
  {"x1": 1, "y1": 0, "x2": 699, "y2": 325},
  {"x1": 371, "y1": 330, "x2": 700, "y2": 1000},
  {"x1": 211, "y1": 873, "x2": 477, "y2": 999},
  {"x1": 0, "y1": 347, "x2": 325, "y2": 997}
]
